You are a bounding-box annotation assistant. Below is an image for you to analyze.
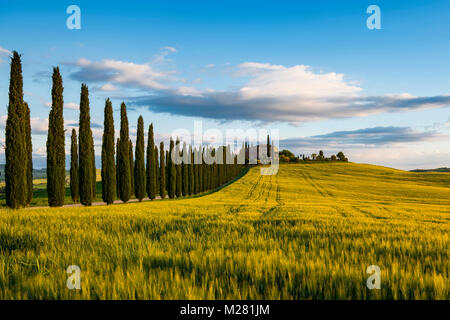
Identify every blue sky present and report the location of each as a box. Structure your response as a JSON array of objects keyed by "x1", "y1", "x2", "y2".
[{"x1": 0, "y1": 0, "x2": 449, "y2": 169}]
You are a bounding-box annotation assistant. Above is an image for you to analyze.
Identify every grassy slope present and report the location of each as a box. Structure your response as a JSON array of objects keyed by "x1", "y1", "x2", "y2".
[{"x1": 0, "y1": 163, "x2": 448, "y2": 299}]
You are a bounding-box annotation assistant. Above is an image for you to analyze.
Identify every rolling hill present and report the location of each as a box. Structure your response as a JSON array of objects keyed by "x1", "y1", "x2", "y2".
[{"x1": 0, "y1": 163, "x2": 448, "y2": 299}]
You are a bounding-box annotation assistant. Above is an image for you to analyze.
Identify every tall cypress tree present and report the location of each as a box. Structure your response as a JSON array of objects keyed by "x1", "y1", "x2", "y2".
[
  {"x1": 24, "y1": 102, "x2": 33, "y2": 205},
  {"x1": 134, "y1": 116, "x2": 146, "y2": 201},
  {"x1": 146, "y1": 123, "x2": 156, "y2": 199},
  {"x1": 70, "y1": 129, "x2": 79, "y2": 202},
  {"x1": 188, "y1": 145, "x2": 194, "y2": 195},
  {"x1": 129, "y1": 140, "x2": 134, "y2": 197},
  {"x1": 165, "y1": 150, "x2": 169, "y2": 192},
  {"x1": 154, "y1": 145, "x2": 159, "y2": 197},
  {"x1": 168, "y1": 138, "x2": 176, "y2": 198},
  {"x1": 198, "y1": 149, "x2": 203, "y2": 193},
  {"x1": 118, "y1": 103, "x2": 131, "y2": 202},
  {"x1": 175, "y1": 139, "x2": 182, "y2": 198},
  {"x1": 91, "y1": 135, "x2": 96, "y2": 199},
  {"x1": 193, "y1": 148, "x2": 199, "y2": 194},
  {"x1": 101, "y1": 98, "x2": 116, "y2": 204},
  {"x1": 159, "y1": 142, "x2": 166, "y2": 198},
  {"x1": 5, "y1": 51, "x2": 27, "y2": 209},
  {"x1": 116, "y1": 138, "x2": 121, "y2": 198},
  {"x1": 267, "y1": 134, "x2": 271, "y2": 158},
  {"x1": 182, "y1": 142, "x2": 188, "y2": 196},
  {"x1": 47, "y1": 67, "x2": 65, "y2": 207},
  {"x1": 78, "y1": 84, "x2": 93, "y2": 206}
]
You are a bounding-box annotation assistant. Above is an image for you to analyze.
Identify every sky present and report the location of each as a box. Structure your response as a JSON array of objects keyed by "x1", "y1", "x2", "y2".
[{"x1": 0, "y1": 0, "x2": 449, "y2": 170}]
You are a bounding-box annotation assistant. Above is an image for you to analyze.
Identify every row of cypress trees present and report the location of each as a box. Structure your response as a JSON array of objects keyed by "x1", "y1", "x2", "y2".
[
  {"x1": 94, "y1": 99, "x2": 246, "y2": 205},
  {"x1": 4, "y1": 52, "x2": 246, "y2": 208}
]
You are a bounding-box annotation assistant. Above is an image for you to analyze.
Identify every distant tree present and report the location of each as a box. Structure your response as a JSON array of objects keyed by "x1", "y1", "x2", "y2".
[
  {"x1": 146, "y1": 123, "x2": 156, "y2": 200},
  {"x1": 311, "y1": 153, "x2": 317, "y2": 161},
  {"x1": 318, "y1": 150, "x2": 325, "y2": 160},
  {"x1": 280, "y1": 149, "x2": 295, "y2": 161},
  {"x1": 330, "y1": 154, "x2": 337, "y2": 161},
  {"x1": 78, "y1": 84, "x2": 94, "y2": 206},
  {"x1": 101, "y1": 98, "x2": 116, "y2": 204},
  {"x1": 267, "y1": 134, "x2": 271, "y2": 158},
  {"x1": 280, "y1": 155, "x2": 290, "y2": 163},
  {"x1": 134, "y1": 116, "x2": 146, "y2": 201},
  {"x1": 47, "y1": 67, "x2": 66, "y2": 207},
  {"x1": 70, "y1": 129, "x2": 79, "y2": 202},
  {"x1": 336, "y1": 152, "x2": 348, "y2": 162},
  {"x1": 159, "y1": 141, "x2": 166, "y2": 198},
  {"x1": 118, "y1": 102, "x2": 131, "y2": 203},
  {"x1": 24, "y1": 102, "x2": 33, "y2": 205}
]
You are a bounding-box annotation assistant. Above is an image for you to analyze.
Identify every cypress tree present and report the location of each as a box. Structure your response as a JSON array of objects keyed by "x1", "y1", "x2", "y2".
[
  {"x1": 24, "y1": 102, "x2": 33, "y2": 205},
  {"x1": 118, "y1": 103, "x2": 131, "y2": 202},
  {"x1": 78, "y1": 84, "x2": 94, "y2": 206},
  {"x1": 5, "y1": 51, "x2": 27, "y2": 209},
  {"x1": 116, "y1": 138, "x2": 121, "y2": 198},
  {"x1": 188, "y1": 145, "x2": 193, "y2": 195},
  {"x1": 182, "y1": 142, "x2": 188, "y2": 196},
  {"x1": 70, "y1": 129, "x2": 79, "y2": 202},
  {"x1": 129, "y1": 140, "x2": 134, "y2": 197},
  {"x1": 134, "y1": 116, "x2": 146, "y2": 201},
  {"x1": 175, "y1": 139, "x2": 182, "y2": 198},
  {"x1": 198, "y1": 148, "x2": 203, "y2": 193},
  {"x1": 193, "y1": 148, "x2": 199, "y2": 194},
  {"x1": 154, "y1": 145, "x2": 159, "y2": 197},
  {"x1": 91, "y1": 135, "x2": 96, "y2": 199},
  {"x1": 101, "y1": 98, "x2": 116, "y2": 204},
  {"x1": 267, "y1": 134, "x2": 271, "y2": 158},
  {"x1": 46, "y1": 67, "x2": 65, "y2": 207},
  {"x1": 165, "y1": 150, "x2": 169, "y2": 192},
  {"x1": 159, "y1": 142, "x2": 166, "y2": 198},
  {"x1": 146, "y1": 123, "x2": 156, "y2": 199},
  {"x1": 168, "y1": 138, "x2": 176, "y2": 198}
]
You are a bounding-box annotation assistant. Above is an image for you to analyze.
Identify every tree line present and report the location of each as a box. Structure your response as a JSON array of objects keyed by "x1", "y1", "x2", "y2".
[
  {"x1": 4, "y1": 51, "x2": 246, "y2": 209},
  {"x1": 280, "y1": 149, "x2": 348, "y2": 163}
]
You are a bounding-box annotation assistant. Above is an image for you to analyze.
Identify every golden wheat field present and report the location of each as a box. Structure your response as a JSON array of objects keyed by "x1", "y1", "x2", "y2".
[{"x1": 0, "y1": 163, "x2": 449, "y2": 299}]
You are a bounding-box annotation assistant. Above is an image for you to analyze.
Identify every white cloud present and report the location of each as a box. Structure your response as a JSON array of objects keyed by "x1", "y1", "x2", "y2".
[
  {"x1": 131, "y1": 62, "x2": 450, "y2": 123},
  {"x1": 45, "y1": 102, "x2": 79, "y2": 110},
  {"x1": 70, "y1": 57, "x2": 180, "y2": 90},
  {"x1": 99, "y1": 83, "x2": 117, "y2": 92},
  {"x1": 0, "y1": 46, "x2": 11, "y2": 63},
  {"x1": 237, "y1": 62, "x2": 362, "y2": 99}
]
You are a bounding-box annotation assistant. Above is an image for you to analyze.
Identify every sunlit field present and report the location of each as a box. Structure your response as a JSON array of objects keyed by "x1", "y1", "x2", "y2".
[{"x1": 0, "y1": 163, "x2": 448, "y2": 299}]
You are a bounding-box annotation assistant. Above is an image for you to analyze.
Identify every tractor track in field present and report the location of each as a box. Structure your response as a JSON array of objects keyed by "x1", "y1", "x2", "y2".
[
  {"x1": 297, "y1": 166, "x2": 350, "y2": 217},
  {"x1": 298, "y1": 167, "x2": 381, "y2": 219}
]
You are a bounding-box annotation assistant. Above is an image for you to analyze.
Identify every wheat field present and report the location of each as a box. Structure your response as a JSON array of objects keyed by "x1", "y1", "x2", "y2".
[{"x1": 0, "y1": 163, "x2": 448, "y2": 299}]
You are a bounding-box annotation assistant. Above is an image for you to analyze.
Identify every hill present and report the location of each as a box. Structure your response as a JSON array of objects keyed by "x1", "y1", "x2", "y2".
[
  {"x1": 0, "y1": 163, "x2": 448, "y2": 299},
  {"x1": 410, "y1": 167, "x2": 450, "y2": 173}
]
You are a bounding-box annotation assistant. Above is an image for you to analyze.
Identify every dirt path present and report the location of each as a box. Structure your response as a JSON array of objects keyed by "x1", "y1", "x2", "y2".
[{"x1": 26, "y1": 195, "x2": 168, "y2": 210}]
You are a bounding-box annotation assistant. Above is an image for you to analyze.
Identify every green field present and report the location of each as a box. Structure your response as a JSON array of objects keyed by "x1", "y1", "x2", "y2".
[{"x1": 0, "y1": 163, "x2": 449, "y2": 299}]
